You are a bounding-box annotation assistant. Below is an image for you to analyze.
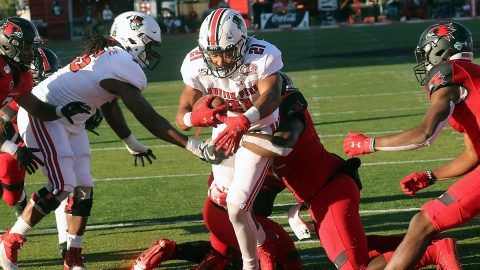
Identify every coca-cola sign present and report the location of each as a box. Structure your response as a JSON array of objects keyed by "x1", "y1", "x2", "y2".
[{"x1": 261, "y1": 12, "x2": 309, "y2": 29}]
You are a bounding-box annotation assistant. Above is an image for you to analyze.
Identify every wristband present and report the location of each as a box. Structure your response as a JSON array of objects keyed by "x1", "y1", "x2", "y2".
[
  {"x1": 426, "y1": 170, "x2": 437, "y2": 184},
  {"x1": 1, "y1": 140, "x2": 18, "y2": 155},
  {"x1": 55, "y1": 106, "x2": 63, "y2": 118},
  {"x1": 243, "y1": 107, "x2": 260, "y2": 123},
  {"x1": 122, "y1": 134, "x2": 147, "y2": 153},
  {"x1": 183, "y1": 112, "x2": 193, "y2": 127},
  {"x1": 370, "y1": 138, "x2": 376, "y2": 153}
]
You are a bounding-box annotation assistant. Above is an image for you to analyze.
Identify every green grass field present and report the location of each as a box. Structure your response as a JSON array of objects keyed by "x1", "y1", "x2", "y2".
[{"x1": 1, "y1": 20, "x2": 480, "y2": 269}]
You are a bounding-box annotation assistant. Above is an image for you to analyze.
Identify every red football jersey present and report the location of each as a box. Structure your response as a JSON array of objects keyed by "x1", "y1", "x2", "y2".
[
  {"x1": 426, "y1": 60, "x2": 480, "y2": 156},
  {"x1": 0, "y1": 56, "x2": 33, "y2": 108},
  {"x1": 273, "y1": 109, "x2": 343, "y2": 202}
]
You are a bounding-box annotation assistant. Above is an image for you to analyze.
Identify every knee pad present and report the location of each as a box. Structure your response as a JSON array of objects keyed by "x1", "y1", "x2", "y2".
[
  {"x1": 31, "y1": 186, "x2": 69, "y2": 215},
  {"x1": 66, "y1": 186, "x2": 93, "y2": 217}
]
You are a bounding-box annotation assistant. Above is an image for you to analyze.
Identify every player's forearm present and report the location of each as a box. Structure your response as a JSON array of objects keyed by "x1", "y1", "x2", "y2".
[
  {"x1": 432, "y1": 149, "x2": 479, "y2": 180},
  {"x1": 374, "y1": 125, "x2": 435, "y2": 151},
  {"x1": 253, "y1": 88, "x2": 281, "y2": 119},
  {"x1": 101, "y1": 101, "x2": 132, "y2": 139},
  {"x1": 142, "y1": 114, "x2": 189, "y2": 148}
]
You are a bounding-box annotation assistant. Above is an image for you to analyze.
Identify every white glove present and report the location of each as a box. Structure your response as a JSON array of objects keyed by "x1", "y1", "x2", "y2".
[{"x1": 288, "y1": 203, "x2": 315, "y2": 240}]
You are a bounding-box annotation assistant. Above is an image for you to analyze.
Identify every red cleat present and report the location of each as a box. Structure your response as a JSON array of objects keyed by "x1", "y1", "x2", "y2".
[
  {"x1": 190, "y1": 250, "x2": 230, "y2": 270},
  {"x1": 257, "y1": 231, "x2": 278, "y2": 270},
  {"x1": 63, "y1": 247, "x2": 87, "y2": 270},
  {"x1": 0, "y1": 229, "x2": 26, "y2": 270},
  {"x1": 131, "y1": 238, "x2": 176, "y2": 270},
  {"x1": 434, "y1": 238, "x2": 462, "y2": 270}
]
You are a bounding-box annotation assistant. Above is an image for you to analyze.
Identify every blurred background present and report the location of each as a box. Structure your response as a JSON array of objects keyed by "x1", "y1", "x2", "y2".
[{"x1": 0, "y1": 0, "x2": 478, "y2": 40}]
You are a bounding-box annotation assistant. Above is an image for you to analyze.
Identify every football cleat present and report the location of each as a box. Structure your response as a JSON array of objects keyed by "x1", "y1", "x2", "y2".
[
  {"x1": 435, "y1": 238, "x2": 462, "y2": 270},
  {"x1": 190, "y1": 250, "x2": 230, "y2": 270},
  {"x1": 64, "y1": 247, "x2": 87, "y2": 270},
  {"x1": 131, "y1": 238, "x2": 176, "y2": 270},
  {"x1": 0, "y1": 229, "x2": 26, "y2": 270},
  {"x1": 257, "y1": 231, "x2": 278, "y2": 270}
]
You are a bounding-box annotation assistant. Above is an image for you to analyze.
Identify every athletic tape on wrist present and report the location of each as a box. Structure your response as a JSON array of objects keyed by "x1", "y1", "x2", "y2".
[
  {"x1": 1, "y1": 140, "x2": 18, "y2": 155},
  {"x1": 183, "y1": 112, "x2": 193, "y2": 127},
  {"x1": 243, "y1": 107, "x2": 260, "y2": 123},
  {"x1": 55, "y1": 106, "x2": 63, "y2": 118},
  {"x1": 426, "y1": 170, "x2": 437, "y2": 184}
]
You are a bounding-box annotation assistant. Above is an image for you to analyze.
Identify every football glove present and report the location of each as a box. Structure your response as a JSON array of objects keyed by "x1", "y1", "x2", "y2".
[
  {"x1": 343, "y1": 131, "x2": 375, "y2": 157},
  {"x1": 122, "y1": 134, "x2": 156, "y2": 166},
  {"x1": 85, "y1": 109, "x2": 103, "y2": 136},
  {"x1": 130, "y1": 148, "x2": 156, "y2": 167},
  {"x1": 190, "y1": 96, "x2": 227, "y2": 127},
  {"x1": 400, "y1": 171, "x2": 437, "y2": 196},
  {"x1": 200, "y1": 142, "x2": 229, "y2": 165},
  {"x1": 15, "y1": 146, "x2": 44, "y2": 175},
  {"x1": 60, "y1": 102, "x2": 91, "y2": 124},
  {"x1": 213, "y1": 114, "x2": 251, "y2": 156}
]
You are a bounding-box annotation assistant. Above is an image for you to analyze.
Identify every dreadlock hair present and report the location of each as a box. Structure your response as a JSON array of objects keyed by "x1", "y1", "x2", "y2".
[{"x1": 82, "y1": 35, "x2": 116, "y2": 55}]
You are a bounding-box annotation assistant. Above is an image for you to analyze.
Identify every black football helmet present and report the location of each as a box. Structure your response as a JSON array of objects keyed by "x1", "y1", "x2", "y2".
[
  {"x1": 31, "y1": 47, "x2": 61, "y2": 84},
  {"x1": 0, "y1": 17, "x2": 43, "y2": 70},
  {"x1": 414, "y1": 21, "x2": 473, "y2": 85}
]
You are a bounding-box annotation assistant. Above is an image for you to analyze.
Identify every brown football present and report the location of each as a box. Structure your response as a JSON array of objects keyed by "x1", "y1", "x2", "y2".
[{"x1": 193, "y1": 95, "x2": 227, "y2": 114}]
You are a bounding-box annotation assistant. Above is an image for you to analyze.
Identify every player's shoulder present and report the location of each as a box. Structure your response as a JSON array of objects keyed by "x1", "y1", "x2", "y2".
[
  {"x1": 100, "y1": 46, "x2": 140, "y2": 67},
  {"x1": 181, "y1": 46, "x2": 205, "y2": 77},
  {"x1": 244, "y1": 37, "x2": 281, "y2": 62},
  {"x1": 426, "y1": 61, "x2": 455, "y2": 93}
]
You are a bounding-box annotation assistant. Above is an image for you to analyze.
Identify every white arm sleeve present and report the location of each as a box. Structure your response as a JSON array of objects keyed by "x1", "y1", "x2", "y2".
[{"x1": 375, "y1": 101, "x2": 455, "y2": 151}]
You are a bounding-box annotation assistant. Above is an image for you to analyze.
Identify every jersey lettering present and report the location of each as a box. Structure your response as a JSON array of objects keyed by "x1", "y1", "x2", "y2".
[
  {"x1": 69, "y1": 49, "x2": 105, "y2": 72},
  {"x1": 190, "y1": 50, "x2": 203, "y2": 61},
  {"x1": 248, "y1": 44, "x2": 266, "y2": 55}
]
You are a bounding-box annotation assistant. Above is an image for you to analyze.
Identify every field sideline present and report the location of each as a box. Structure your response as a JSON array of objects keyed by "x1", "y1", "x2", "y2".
[{"x1": 1, "y1": 21, "x2": 480, "y2": 269}]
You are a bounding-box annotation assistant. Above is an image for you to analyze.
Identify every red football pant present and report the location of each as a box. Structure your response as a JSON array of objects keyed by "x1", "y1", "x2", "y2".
[
  {"x1": 0, "y1": 152, "x2": 26, "y2": 206},
  {"x1": 421, "y1": 165, "x2": 480, "y2": 232},
  {"x1": 309, "y1": 173, "x2": 369, "y2": 269},
  {"x1": 203, "y1": 198, "x2": 301, "y2": 269}
]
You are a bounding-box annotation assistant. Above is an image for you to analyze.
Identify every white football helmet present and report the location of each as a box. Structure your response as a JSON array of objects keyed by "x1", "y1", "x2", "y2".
[
  {"x1": 198, "y1": 8, "x2": 248, "y2": 78},
  {"x1": 110, "y1": 11, "x2": 162, "y2": 70}
]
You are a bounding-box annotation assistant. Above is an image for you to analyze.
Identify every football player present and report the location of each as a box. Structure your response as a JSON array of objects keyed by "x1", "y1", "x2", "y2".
[
  {"x1": 131, "y1": 172, "x2": 302, "y2": 270},
  {"x1": 344, "y1": 21, "x2": 474, "y2": 269},
  {"x1": 0, "y1": 12, "x2": 215, "y2": 270},
  {"x1": 239, "y1": 72, "x2": 460, "y2": 269},
  {"x1": 176, "y1": 8, "x2": 283, "y2": 269},
  {"x1": 0, "y1": 17, "x2": 89, "y2": 177},
  {"x1": 0, "y1": 46, "x2": 62, "y2": 219}
]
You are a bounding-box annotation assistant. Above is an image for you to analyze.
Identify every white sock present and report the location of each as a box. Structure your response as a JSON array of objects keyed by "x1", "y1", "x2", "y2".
[
  {"x1": 67, "y1": 233, "x2": 83, "y2": 249},
  {"x1": 257, "y1": 224, "x2": 266, "y2": 246},
  {"x1": 10, "y1": 217, "x2": 32, "y2": 236},
  {"x1": 55, "y1": 199, "x2": 68, "y2": 244}
]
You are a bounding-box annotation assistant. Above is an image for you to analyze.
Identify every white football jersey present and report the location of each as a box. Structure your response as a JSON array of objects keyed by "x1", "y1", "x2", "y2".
[
  {"x1": 181, "y1": 37, "x2": 283, "y2": 129},
  {"x1": 32, "y1": 46, "x2": 147, "y2": 124}
]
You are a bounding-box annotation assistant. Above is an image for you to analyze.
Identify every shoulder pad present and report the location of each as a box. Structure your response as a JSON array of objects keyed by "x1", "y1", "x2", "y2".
[
  {"x1": 426, "y1": 62, "x2": 454, "y2": 95},
  {"x1": 280, "y1": 89, "x2": 308, "y2": 117}
]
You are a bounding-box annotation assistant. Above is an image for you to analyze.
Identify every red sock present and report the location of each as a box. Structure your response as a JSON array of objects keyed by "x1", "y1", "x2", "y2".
[{"x1": 366, "y1": 234, "x2": 404, "y2": 259}]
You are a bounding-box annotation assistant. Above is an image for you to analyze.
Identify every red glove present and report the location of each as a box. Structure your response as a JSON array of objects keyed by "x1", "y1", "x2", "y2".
[
  {"x1": 213, "y1": 114, "x2": 251, "y2": 156},
  {"x1": 400, "y1": 171, "x2": 437, "y2": 196},
  {"x1": 343, "y1": 131, "x2": 375, "y2": 157},
  {"x1": 190, "y1": 96, "x2": 228, "y2": 127}
]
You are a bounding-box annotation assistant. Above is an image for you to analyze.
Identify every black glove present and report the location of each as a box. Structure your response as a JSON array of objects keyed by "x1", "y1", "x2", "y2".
[
  {"x1": 132, "y1": 149, "x2": 157, "y2": 167},
  {"x1": 85, "y1": 109, "x2": 103, "y2": 136},
  {"x1": 61, "y1": 102, "x2": 91, "y2": 124},
  {"x1": 200, "y1": 142, "x2": 228, "y2": 165},
  {"x1": 2, "y1": 121, "x2": 17, "y2": 141},
  {"x1": 16, "y1": 146, "x2": 44, "y2": 175}
]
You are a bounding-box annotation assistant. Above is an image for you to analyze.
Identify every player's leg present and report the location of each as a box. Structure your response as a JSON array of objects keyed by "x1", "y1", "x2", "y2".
[
  {"x1": 385, "y1": 168, "x2": 480, "y2": 270},
  {"x1": 54, "y1": 198, "x2": 68, "y2": 258},
  {"x1": 0, "y1": 153, "x2": 26, "y2": 207},
  {"x1": 225, "y1": 147, "x2": 271, "y2": 270},
  {"x1": 0, "y1": 112, "x2": 73, "y2": 270},
  {"x1": 310, "y1": 173, "x2": 369, "y2": 270},
  {"x1": 63, "y1": 130, "x2": 93, "y2": 270}
]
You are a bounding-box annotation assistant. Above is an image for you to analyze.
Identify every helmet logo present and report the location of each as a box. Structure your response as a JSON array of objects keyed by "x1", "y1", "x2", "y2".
[
  {"x1": 128, "y1": 15, "x2": 144, "y2": 31},
  {"x1": 427, "y1": 24, "x2": 456, "y2": 41},
  {"x1": 232, "y1": 15, "x2": 244, "y2": 30},
  {"x1": 454, "y1": 41, "x2": 468, "y2": 51},
  {"x1": 0, "y1": 21, "x2": 23, "y2": 39},
  {"x1": 428, "y1": 71, "x2": 446, "y2": 91}
]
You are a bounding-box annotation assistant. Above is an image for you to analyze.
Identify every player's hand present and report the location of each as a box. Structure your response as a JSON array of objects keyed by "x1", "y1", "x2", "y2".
[
  {"x1": 130, "y1": 149, "x2": 156, "y2": 167},
  {"x1": 61, "y1": 102, "x2": 91, "y2": 124},
  {"x1": 200, "y1": 141, "x2": 229, "y2": 165},
  {"x1": 400, "y1": 171, "x2": 436, "y2": 196},
  {"x1": 343, "y1": 131, "x2": 375, "y2": 157},
  {"x1": 85, "y1": 109, "x2": 103, "y2": 136},
  {"x1": 213, "y1": 114, "x2": 251, "y2": 156},
  {"x1": 190, "y1": 96, "x2": 228, "y2": 127},
  {"x1": 14, "y1": 146, "x2": 44, "y2": 175}
]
